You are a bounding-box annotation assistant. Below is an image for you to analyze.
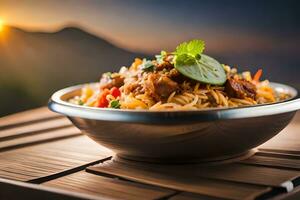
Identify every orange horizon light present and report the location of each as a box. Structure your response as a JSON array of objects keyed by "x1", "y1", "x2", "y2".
[{"x1": 0, "y1": 19, "x2": 4, "y2": 32}]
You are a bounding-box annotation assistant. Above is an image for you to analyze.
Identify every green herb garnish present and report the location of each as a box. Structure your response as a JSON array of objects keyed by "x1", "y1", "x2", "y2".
[
  {"x1": 174, "y1": 40, "x2": 226, "y2": 85},
  {"x1": 155, "y1": 50, "x2": 167, "y2": 64},
  {"x1": 78, "y1": 100, "x2": 84, "y2": 105},
  {"x1": 175, "y1": 40, "x2": 205, "y2": 57},
  {"x1": 110, "y1": 100, "x2": 120, "y2": 109},
  {"x1": 141, "y1": 59, "x2": 155, "y2": 72}
]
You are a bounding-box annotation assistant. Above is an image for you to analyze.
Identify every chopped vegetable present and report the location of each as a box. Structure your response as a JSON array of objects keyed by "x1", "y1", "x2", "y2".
[
  {"x1": 253, "y1": 69, "x2": 263, "y2": 82},
  {"x1": 110, "y1": 87, "x2": 121, "y2": 98},
  {"x1": 78, "y1": 100, "x2": 84, "y2": 105},
  {"x1": 110, "y1": 100, "x2": 121, "y2": 109},
  {"x1": 97, "y1": 89, "x2": 110, "y2": 108},
  {"x1": 97, "y1": 87, "x2": 121, "y2": 108},
  {"x1": 131, "y1": 58, "x2": 143, "y2": 71},
  {"x1": 174, "y1": 40, "x2": 226, "y2": 85}
]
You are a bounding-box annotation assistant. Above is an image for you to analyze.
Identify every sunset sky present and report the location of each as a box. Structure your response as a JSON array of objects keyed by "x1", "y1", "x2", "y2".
[{"x1": 0, "y1": 0, "x2": 299, "y2": 54}]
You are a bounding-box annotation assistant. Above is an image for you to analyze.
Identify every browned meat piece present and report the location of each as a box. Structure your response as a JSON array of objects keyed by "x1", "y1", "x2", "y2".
[
  {"x1": 145, "y1": 73, "x2": 179, "y2": 101},
  {"x1": 124, "y1": 81, "x2": 144, "y2": 95},
  {"x1": 99, "y1": 74, "x2": 124, "y2": 90},
  {"x1": 124, "y1": 82, "x2": 139, "y2": 94},
  {"x1": 225, "y1": 78, "x2": 256, "y2": 99},
  {"x1": 242, "y1": 80, "x2": 257, "y2": 98},
  {"x1": 167, "y1": 68, "x2": 180, "y2": 78},
  {"x1": 166, "y1": 68, "x2": 186, "y2": 83},
  {"x1": 156, "y1": 61, "x2": 174, "y2": 71}
]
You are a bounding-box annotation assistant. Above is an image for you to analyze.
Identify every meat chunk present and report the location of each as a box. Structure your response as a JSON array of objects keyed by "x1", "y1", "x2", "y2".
[
  {"x1": 124, "y1": 81, "x2": 144, "y2": 95},
  {"x1": 225, "y1": 78, "x2": 256, "y2": 99},
  {"x1": 99, "y1": 73, "x2": 124, "y2": 90},
  {"x1": 145, "y1": 73, "x2": 179, "y2": 101},
  {"x1": 156, "y1": 61, "x2": 174, "y2": 71},
  {"x1": 166, "y1": 68, "x2": 186, "y2": 83}
]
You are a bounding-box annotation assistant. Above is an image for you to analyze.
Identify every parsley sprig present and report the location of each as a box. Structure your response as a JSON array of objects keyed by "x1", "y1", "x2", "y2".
[{"x1": 175, "y1": 40, "x2": 205, "y2": 57}]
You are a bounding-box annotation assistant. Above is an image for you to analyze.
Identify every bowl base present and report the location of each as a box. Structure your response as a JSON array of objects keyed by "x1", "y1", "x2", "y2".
[{"x1": 114, "y1": 149, "x2": 256, "y2": 165}]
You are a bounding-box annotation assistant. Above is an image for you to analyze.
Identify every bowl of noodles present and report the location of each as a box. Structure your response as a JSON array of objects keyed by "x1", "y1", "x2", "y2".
[{"x1": 49, "y1": 39, "x2": 300, "y2": 163}]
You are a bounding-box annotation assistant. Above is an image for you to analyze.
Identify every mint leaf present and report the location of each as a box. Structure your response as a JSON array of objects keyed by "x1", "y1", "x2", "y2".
[{"x1": 175, "y1": 39, "x2": 205, "y2": 57}]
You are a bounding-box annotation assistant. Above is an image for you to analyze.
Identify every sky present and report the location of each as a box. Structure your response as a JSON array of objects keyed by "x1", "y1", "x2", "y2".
[{"x1": 0, "y1": 0, "x2": 299, "y2": 54}]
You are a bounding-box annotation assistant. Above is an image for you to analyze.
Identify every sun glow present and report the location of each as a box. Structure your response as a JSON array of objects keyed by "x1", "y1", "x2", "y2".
[{"x1": 0, "y1": 19, "x2": 4, "y2": 32}]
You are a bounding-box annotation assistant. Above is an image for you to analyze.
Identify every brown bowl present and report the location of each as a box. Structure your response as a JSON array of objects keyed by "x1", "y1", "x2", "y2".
[{"x1": 49, "y1": 82, "x2": 300, "y2": 163}]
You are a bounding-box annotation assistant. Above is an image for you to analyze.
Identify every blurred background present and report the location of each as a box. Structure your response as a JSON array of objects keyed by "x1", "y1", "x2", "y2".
[{"x1": 0, "y1": 0, "x2": 299, "y2": 116}]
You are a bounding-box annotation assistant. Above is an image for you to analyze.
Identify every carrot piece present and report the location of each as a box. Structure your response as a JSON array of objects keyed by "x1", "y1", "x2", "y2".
[{"x1": 253, "y1": 69, "x2": 263, "y2": 82}]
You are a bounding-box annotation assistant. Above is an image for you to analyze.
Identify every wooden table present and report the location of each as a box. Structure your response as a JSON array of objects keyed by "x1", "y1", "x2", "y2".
[{"x1": 0, "y1": 107, "x2": 299, "y2": 200}]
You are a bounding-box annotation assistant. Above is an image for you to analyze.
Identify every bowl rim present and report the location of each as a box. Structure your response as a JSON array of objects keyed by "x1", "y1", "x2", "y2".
[{"x1": 48, "y1": 82, "x2": 300, "y2": 124}]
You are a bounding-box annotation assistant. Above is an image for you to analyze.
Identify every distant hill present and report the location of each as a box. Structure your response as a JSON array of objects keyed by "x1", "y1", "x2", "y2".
[{"x1": 0, "y1": 26, "x2": 148, "y2": 116}]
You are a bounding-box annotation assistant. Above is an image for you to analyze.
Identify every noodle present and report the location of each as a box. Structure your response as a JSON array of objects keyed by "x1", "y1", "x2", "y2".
[{"x1": 69, "y1": 57, "x2": 291, "y2": 110}]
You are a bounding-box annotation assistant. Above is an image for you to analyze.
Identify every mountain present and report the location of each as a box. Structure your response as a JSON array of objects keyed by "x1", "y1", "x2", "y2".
[{"x1": 0, "y1": 26, "x2": 148, "y2": 116}]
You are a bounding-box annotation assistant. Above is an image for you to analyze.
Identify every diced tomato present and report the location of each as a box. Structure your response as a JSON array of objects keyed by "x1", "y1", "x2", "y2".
[
  {"x1": 96, "y1": 87, "x2": 121, "y2": 108},
  {"x1": 110, "y1": 87, "x2": 121, "y2": 98},
  {"x1": 97, "y1": 89, "x2": 110, "y2": 108}
]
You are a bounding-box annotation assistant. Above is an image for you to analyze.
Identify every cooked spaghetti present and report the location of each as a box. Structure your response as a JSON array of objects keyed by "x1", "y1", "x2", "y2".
[{"x1": 69, "y1": 40, "x2": 290, "y2": 110}]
